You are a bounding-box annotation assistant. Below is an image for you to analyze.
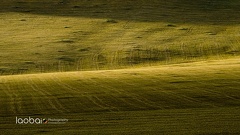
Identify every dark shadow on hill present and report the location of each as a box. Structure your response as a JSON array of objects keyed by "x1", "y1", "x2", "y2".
[{"x1": 1, "y1": 0, "x2": 240, "y2": 24}]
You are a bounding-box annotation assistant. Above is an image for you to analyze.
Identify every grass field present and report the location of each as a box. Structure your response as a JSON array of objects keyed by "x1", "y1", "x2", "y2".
[
  {"x1": 1, "y1": 58, "x2": 240, "y2": 134},
  {"x1": 1, "y1": 0, "x2": 240, "y2": 134},
  {"x1": 0, "y1": 0, "x2": 240, "y2": 74}
]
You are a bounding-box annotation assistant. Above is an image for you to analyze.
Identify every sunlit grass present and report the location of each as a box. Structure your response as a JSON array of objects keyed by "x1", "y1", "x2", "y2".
[
  {"x1": 0, "y1": 3, "x2": 240, "y2": 74},
  {"x1": 1, "y1": 0, "x2": 240, "y2": 134},
  {"x1": 0, "y1": 58, "x2": 240, "y2": 134}
]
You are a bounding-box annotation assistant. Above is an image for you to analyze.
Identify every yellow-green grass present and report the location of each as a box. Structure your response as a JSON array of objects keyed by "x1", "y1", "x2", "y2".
[
  {"x1": 1, "y1": 1, "x2": 240, "y2": 134},
  {"x1": 0, "y1": 58, "x2": 240, "y2": 134},
  {"x1": 1, "y1": 0, "x2": 240, "y2": 74}
]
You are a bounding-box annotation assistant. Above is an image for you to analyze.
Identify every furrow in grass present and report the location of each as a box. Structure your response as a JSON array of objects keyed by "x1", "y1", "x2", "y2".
[
  {"x1": 177, "y1": 80, "x2": 240, "y2": 107},
  {"x1": 26, "y1": 78, "x2": 61, "y2": 113},
  {"x1": 83, "y1": 77, "x2": 161, "y2": 110},
  {"x1": 66, "y1": 72, "x2": 157, "y2": 110},
  {"x1": 134, "y1": 74, "x2": 201, "y2": 104},
  {"x1": 51, "y1": 74, "x2": 147, "y2": 110},
  {"x1": 10, "y1": 76, "x2": 46, "y2": 115},
  {"x1": 99, "y1": 73, "x2": 174, "y2": 109},
  {"x1": 92, "y1": 95, "x2": 121, "y2": 112},
  {"x1": 55, "y1": 73, "x2": 149, "y2": 111},
  {"x1": 87, "y1": 95, "x2": 114, "y2": 112},
  {"x1": 42, "y1": 73, "x2": 119, "y2": 112},
  {"x1": 81, "y1": 73, "x2": 163, "y2": 110},
  {"x1": 101, "y1": 72, "x2": 207, "y2": 109},
  {"x1": 48, "y1": 74, "x2": 109, "y2": 111},
  {"x1": 31, "y1": 75, "x2": 71, "y2": 113},
  {"x1": 0, "y1": 81, "x2": 8, "y2": 115},
  {"x1": 0, "y1": 78, "x2": 17, "y2": 115},
  {"x1": 26, "y1": 76, "x2": 70, "y2": 113},
  {"x1": 31, "y1": 74, "x2": 84, "y2": 113},
  {"x1": 1, "y1": 77, "x2": 23, "y2": 115}
]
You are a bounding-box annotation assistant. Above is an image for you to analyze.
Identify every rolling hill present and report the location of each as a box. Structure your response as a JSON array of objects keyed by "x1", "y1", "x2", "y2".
[
  {"x1": 0, "y1": 0, "x2": 240, "y2": 74},
  {"x1": 1, "y1": 58, "x2": 240, "y2": 134},
  {"x1": 0, "y1": 0, "x2": 240, "y2": 134}
]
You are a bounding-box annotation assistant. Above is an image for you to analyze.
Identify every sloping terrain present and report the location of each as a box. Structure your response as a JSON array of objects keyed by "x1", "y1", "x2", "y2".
[
  {"x1": 0, "y1": 58, "x2": 240, "y2": 134},
  {"x1": 0, "y1": 0, "x2": 240, "y2": 74},
  {"x1": 1, "y1": 0, "x2": 240, "y2": 134}
]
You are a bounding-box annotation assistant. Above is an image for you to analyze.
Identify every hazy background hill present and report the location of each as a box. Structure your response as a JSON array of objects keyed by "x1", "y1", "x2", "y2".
[{"x1": 0, "y1": 0, "x2": 240, "y2": 74}]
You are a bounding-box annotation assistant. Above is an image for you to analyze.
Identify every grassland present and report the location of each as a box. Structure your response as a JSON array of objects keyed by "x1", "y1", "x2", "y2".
[
  {"x1": 1, "y1": 58, "x2": 240, "y2": 134},
  {"x1": 0, "y1": 0, "x2": 240, "y2": 74},
  {"x1": 1, "y1": 0, "x2": 240, "y2": 134}
]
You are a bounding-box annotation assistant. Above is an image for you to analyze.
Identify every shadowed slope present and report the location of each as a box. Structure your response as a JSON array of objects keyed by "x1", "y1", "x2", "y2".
[{"x1": 1, "y1": 0, "x2": 240, "y2": 24}]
